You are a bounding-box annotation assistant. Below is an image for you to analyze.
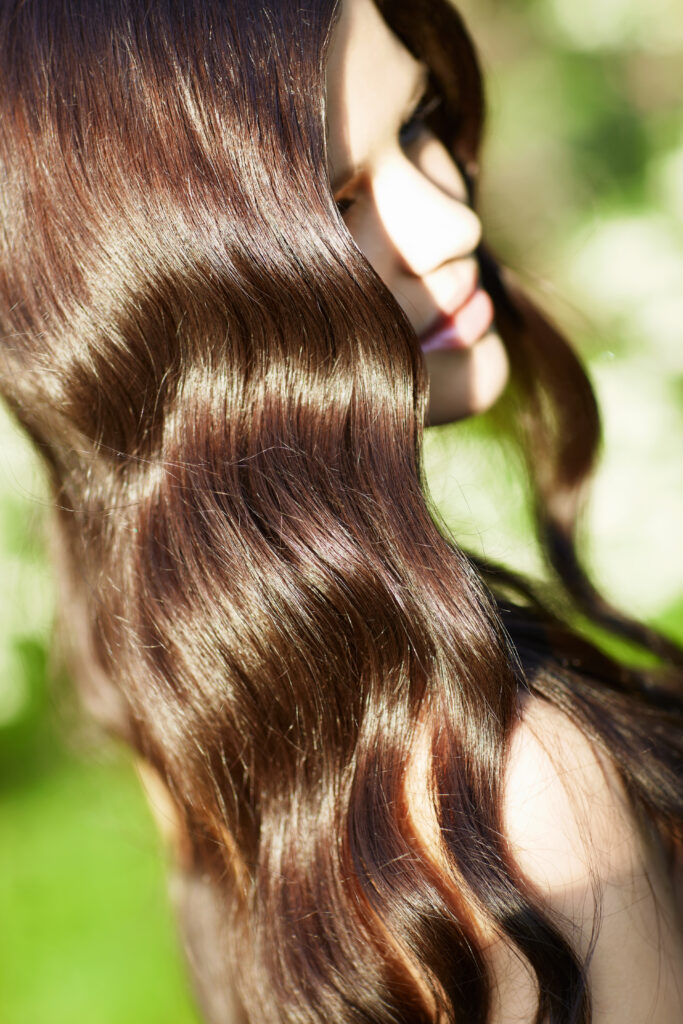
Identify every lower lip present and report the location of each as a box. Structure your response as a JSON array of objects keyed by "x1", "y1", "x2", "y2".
[{"x1": 419, "y1": 289, "x2": 495, "y2": 353}]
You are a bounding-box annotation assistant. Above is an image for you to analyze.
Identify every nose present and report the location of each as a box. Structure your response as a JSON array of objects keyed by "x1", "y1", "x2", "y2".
[{"x1": 370, "y1": 149, "x2": 482, "y2": 278}]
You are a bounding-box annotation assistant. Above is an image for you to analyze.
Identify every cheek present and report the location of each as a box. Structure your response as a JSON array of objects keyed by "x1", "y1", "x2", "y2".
[
  {"x1": 424, "y1": 330, "x2": 509, "y2": 426},
  {"x1": 343, "y1": 196, "x2": 398, "y2": 282}
]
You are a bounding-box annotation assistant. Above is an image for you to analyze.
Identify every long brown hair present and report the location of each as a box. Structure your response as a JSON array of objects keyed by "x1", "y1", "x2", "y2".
[{"x1": 0, "y1": 1, "x2": 680, "y2": 1022}]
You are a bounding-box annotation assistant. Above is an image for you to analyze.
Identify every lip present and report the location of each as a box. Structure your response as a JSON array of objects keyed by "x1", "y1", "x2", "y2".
[{"x1": 418, "y1": 284, "x2": 495, "y2": 353}]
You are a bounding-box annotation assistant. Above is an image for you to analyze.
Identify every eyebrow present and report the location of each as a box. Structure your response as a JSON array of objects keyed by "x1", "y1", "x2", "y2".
[{"x1": 329, "y1": 64, "x2": 430, "y2": 195}]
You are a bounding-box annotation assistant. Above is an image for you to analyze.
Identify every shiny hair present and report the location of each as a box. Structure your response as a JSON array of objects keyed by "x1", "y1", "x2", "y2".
[{"x1": 0, "y1": 1, "x2": 681, "y2": 1021}]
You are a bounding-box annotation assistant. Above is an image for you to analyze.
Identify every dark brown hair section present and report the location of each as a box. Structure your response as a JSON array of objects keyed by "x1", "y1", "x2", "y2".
[{"x1": 0, "y1": 1, "x2": 681, "y2": 1022}]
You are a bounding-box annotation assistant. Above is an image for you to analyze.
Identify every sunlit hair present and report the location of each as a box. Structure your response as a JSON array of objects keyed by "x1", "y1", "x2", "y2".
[{"x1": 1, "y1": 1, "x2": 681, "y2": 1021}]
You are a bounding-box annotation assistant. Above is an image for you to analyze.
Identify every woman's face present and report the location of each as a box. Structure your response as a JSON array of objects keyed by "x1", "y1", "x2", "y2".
[{"x1": 326, "y1": 0, "x2": 509, "y2": 425}]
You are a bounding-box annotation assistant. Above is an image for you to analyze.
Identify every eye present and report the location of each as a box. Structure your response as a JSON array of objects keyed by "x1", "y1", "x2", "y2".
[
  {"x1": 335, "y1": 196, "x2": 355, "y2": 217},
  {"x1": 334, "y1": 91, "x2": 444, "y2": 219},
  {"x1": 399, "y1": 93, "x2": 443, "y2": 147},
  {"x1": 334, "y1": 172, "x2": 363, "y2": 218}
]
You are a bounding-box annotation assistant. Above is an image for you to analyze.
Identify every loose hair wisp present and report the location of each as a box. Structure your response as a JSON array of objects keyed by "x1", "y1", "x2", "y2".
[{"x1": 1, "y1": 2, "x2": 681, "y2": 1022}]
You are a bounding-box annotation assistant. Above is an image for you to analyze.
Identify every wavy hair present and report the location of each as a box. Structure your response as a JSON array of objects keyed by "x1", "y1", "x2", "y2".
[{"x1": 0, "y1": 1, "x2": 681, "y2": 1021}]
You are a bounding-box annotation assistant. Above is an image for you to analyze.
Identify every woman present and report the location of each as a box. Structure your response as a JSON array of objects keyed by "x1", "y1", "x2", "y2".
[{"x1": 0, "y1": 0, "x2": 681, "y2": 1021}]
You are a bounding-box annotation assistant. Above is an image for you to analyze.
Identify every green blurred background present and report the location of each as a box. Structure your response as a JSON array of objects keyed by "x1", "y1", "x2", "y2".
[{"x1": 1, "y1": 0, "x2": 681, "y2": 1020}]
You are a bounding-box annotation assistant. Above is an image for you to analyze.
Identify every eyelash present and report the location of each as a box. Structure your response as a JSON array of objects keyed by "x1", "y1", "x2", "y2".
[
  {"x1": 335, "y1": 92, "x2": 443, "y2": 217},
  {"x1": 398, "y1": 92, "x2": 442, "y2": 146}
]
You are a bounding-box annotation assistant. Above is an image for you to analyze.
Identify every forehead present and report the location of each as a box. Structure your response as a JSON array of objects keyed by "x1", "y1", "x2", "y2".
[{"x1": 325, "y1": 0, "x2": 423, "y2": 185}]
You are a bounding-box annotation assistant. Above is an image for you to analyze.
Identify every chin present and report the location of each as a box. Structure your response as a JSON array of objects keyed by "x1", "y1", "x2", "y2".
[{"x1": 424, "y1": 330, "x2": 509, "y2": 427}]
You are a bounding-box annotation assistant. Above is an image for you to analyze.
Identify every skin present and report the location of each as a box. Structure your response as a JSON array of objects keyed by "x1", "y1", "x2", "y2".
[{"x1": 325, "y1": 0, "x2": 510, "y2": 426}]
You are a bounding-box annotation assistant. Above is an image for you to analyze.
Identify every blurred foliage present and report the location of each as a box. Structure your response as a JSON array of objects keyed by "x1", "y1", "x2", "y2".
[
  {"x1": 0, "y1": 411, "x2": 201, "y2": 1023},
  {"x1": 0, "y1": 0, "x2": 681, "y2": 1020}
]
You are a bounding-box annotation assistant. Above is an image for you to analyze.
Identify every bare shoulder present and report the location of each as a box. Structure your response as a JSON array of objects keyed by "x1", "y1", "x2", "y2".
[
  {"x1": 493, "y1": 693, "x2": 683, "y2": 1023},
  {"x1": 503, "y1": 694, "x2": 640, "y2": 896}
]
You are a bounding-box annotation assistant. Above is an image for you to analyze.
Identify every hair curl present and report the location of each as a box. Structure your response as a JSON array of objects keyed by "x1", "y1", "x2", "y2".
[{"x1": 0, "y1": 1, "x2": 681, "y2": 1021}]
